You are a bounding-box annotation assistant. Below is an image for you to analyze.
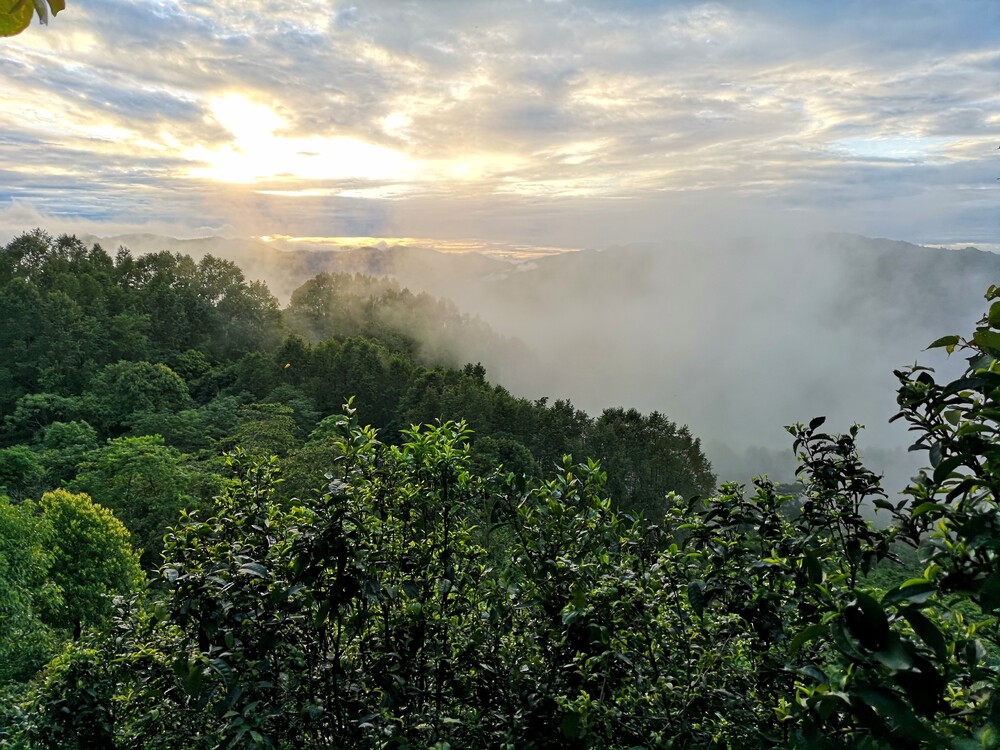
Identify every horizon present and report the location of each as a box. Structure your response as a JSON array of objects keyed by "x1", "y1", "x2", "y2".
[
  {"x1": 6, "y1": 227, "x2": 1000, "y2": 264},
  {"x1": 1, "y1": 1, "x2": 998, "y2": 249}
]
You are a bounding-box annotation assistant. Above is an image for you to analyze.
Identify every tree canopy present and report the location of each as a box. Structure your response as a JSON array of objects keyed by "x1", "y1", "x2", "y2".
[{"x1": 2, "y1": 229, "x2": 996, "y2": 748}]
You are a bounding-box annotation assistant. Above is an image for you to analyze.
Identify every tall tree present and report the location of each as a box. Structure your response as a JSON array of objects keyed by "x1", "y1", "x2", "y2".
[
  {"x1": 85, "y1": 360, "x2": 190, "y2": 437},
  {"x1": 39, "y1": 489, "x2": 143, "y2": 632},
  {"x1": 0, "y1": 495, "x2": 61, "y2": 683},
  {"x1": 70, "y1": 435, "x2": 219, "y2": 568}
]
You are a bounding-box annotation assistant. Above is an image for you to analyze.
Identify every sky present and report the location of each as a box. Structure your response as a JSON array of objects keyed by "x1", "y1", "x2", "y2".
[{"x1": 0, "y1": 0, "x2": 998, "y2": 251}]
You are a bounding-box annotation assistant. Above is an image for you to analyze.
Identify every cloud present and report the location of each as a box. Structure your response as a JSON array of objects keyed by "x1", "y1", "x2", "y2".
[
  {"x1": 0, "y1": 199, "x2": 235, "y2": 244},
  {"x1": 0, "y1": 0, "x2": 994, "y2": 246}
]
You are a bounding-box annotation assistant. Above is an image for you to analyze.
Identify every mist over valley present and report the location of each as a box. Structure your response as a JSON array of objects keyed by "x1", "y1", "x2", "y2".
[
  {"x1": 4, "y1": 2, "x2": 1000, "y2": 745},
  {"x1": 73, "y1": 230, "x2": 999, "y2": 493}
]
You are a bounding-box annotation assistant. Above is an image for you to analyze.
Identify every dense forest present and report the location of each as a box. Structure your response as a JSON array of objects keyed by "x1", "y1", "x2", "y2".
[
  {"x1": 97, "y1": 231, "x2": 1000, "y2": 489},
  {"x1": 0, "y1": 230, "x2": 997, "y2": 749}
]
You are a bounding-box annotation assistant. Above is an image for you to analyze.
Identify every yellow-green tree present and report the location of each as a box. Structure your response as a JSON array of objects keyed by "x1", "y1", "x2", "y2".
[
  {"x1": 40, "y1": 489, "x2": 143, "y2": 632},
  {"x1": 0, "y1": 495, "x2": 61, "y2": 682},
  {"x1": 0, "y1": 0, "x2": 64, "y2": 38}
]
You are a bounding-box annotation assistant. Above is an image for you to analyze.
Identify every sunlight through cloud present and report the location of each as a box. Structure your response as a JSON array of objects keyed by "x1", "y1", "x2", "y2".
[{"x1": 183, "y1": 95, "x2": 416, "y2": 184}]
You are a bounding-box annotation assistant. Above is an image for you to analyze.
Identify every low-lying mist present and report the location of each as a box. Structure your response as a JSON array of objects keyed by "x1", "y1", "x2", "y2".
[
  {"x1": 404, "y1": 232, "x2": 989, "y2": 494},
  {"x1": 81, "y1": 229, "x2": 996, "y2": 496}
]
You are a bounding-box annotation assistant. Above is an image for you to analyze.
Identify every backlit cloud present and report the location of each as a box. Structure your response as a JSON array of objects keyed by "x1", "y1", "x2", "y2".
[{"x1": 0, "y1": 0, "x2": 996, "y2": 246}]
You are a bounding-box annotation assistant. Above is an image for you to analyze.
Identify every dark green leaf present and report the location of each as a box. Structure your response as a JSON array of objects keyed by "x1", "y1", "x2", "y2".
[
  {"x1": 943, "y1": 377, "x2": 986, "y2": 396},
  {"x1": 873, "y1": 633, "x2": 915, "y2": 671},
  {"x1": 209, "y1": 658, "x2": 234, "y2": 688},
  {"x1": 902, "y1": 608, "x2": 948, "y2": 660},
  {"x1": 929, "y1": 442, "x2": 943, "y2": 468},
  {"x1": 911, "y1": 502, "x2": 944, "y2": 519},
  {"x1": 926, "y1": 335, "x2": 960, "y2": 351},
  {"x1": 882, "y1": 581, "x2": 936, "y2": 607},
  {"x1": 979, "y1": 570, "x2": 1000, "y2": 614},
  {"x1": 973, "y1": 329, "x2": 1000, "y2": 354},
  {"x1": 803, "y1": 550, "x2": 824, "y2": 584},
  {"x1": 240, "y1": 562, "x2": 268, "y2": 578},
  {"x1": 851, "y1": 686, "x2": 934, "y2": 741},
  {"x1": 788, "y1": 623, "x2": 827, "y2": 654},
  {"x1": 933, "y1": 455, "x2": 965, "y2": 484},
  {"x1": 797, "y1": 665, "x2": 828, "y2": 684},
  {"x1": 687, "y1": 580, "x2": 707, "y2": 618},
  {"x1": 402, "y1": 581, "x2": 420, "y2": 599},
  {"x1": 560, "y1": 713, "x2": 581, "y2": 738},
  {"x1": 845, "y1": 592, "x2": 889, "y2": 650}
]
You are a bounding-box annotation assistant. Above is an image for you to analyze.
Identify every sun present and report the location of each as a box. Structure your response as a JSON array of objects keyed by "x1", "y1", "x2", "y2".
[{"x1": 182, "y1": 94, "x2": 415, "y2": 184}]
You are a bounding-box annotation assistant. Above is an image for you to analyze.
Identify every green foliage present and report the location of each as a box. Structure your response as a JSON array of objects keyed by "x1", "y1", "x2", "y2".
[
  {"x1": 0, "y1": 230, "x2": 759, "y2": 746},
  {"x1": 0, "y1": 231, "x2": 711, "y2": 516},
  {"x1": 0, "y1": 0, "x2": 63, "y2": 38},
  {"x1": 224, "y1": 402, "x2": 301, "y2": 457},
  {"x1": 0, "y1": 488, "x2": 143, "y2": 692},
  {"x1": 13, "y1": 643, "x2": 117, "y2": 750},
  {"x1": 0, "y1": 445, "x2": 45, "y2": 500},
  {"x1": 87, "y1": 360, "x2": 191, "y2": 436},
  {"x1": 10, "y1": 309, "x2": 1000, "y2": 748},
  {"x1": 69, "y1": 435, "x2": 221, "y2": 568},
  {"x1": 39, "y1": 489, "x2": 144, "y2": 630},
  {"x1": 38, "y1": 420, "x2": 98, "y2": 485},
  {"x1": 2, "y1": 393, "x2": 85, "y2": 445},
  {"x1": 1, "y1": 411, "x2": 752, "y2": 748},
  {"x1": 588, "y1": 407, "x2": 716, "y2": 519},
  {"x1": 786, "y1": 287, "x2": 1000, "y2": 748},
  {"x1": 469, "y1": 433, "x2": 537, "y2": 479},
  {"x1": 0, "y1": 496, "x2": 61, "y2": 684}
]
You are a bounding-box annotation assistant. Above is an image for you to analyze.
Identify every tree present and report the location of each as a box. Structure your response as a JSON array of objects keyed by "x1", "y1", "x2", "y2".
[
  {"x1": 36, "y1": 419, "x2": 99, "y2": 486},
  {"x1": 781, "y1": 290, "x2": 1000, "y2": 748},
  {"x1": 85, "y1": 360, "x2": 190, "y2": 436},
  {"x1": 0, "y1": 277, "x2": 46, "y2": 410},
  {"x1": 223, "y1": 402, "x2": 300, "y2": 457},
  {"x1": 2, "y1": 392, "x2": 85, "y2": 444},
  {"x1": 587, "y1": 407, "x2": 716, "y2": 517},
  {"x1": 39, "y1": 489, "x2": 143, "y2": 632},
  {"x1": 11, "y1": 409, "x2": 764, "y2": 748},
  {"x1": 35, "y1": 290, "x2": 101, "y2": 394},
  {"x1": 13, "y1": 642, "x2": 119, "y2": 750},
  {"x1": 70, "y1": 435, "x2": 220, "y2": 569},
  {"x1": 0, "y1": 495, "x2": 61, "y2": 683},
  {"x1": 0, "y1": 444, "x2": 46, "y2": 500},
  {"x1": 469, "y1": 433, "x2": 537, "y2": 479}
]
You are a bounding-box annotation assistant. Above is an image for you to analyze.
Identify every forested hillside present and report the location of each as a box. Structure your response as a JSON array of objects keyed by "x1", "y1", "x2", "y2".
[
  {"x1": 0, "y1": 229, "x2": 713, "y2": 511},
  {"x1": 0, "y1": 229, "x2": 712, "y2": 684},
  {"x1": 1, "y1": 230, "x2": 997, "y2": 749},
  {"x1": 81, "y1": 231, "x2": 1000, "y2": 491}
]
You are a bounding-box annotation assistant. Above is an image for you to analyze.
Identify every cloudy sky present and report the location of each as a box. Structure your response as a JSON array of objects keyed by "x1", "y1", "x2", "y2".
[{"x1": 1, "y1": 0, "x2": 998, "y2": 251}]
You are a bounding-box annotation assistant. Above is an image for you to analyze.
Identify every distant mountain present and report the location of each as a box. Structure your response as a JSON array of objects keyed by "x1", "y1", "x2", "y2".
[
  {"x1": 463, "y1": 233, "x2": 1000, "y2": 490},
  {"x1": 79, "y1": 234, "x2": 512, "y2": 304},
  {"x1": 83, "y1": 230, "x2": 1000, "y2": 491}
]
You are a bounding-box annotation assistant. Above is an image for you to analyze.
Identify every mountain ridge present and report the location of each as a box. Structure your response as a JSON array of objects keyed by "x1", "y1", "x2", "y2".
[{"x1": 72, "y1": 229, "x2": 1000, "y2": 488}]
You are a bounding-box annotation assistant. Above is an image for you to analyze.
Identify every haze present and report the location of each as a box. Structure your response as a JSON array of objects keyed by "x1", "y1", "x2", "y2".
[{"x1": 2, "y1": 0, "x2": 998, "y2": 488}]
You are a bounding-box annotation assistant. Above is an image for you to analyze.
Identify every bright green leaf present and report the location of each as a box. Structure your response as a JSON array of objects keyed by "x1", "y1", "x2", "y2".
[{"x1": 973, "y1": 329, "x2": 1000, "y2": 354}]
